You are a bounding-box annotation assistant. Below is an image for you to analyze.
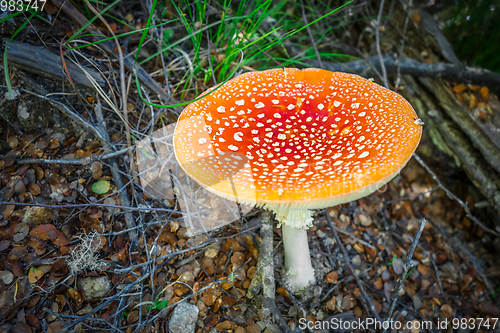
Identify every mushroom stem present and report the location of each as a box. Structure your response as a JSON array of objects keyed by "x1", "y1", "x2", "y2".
[{"x1": 282, "y1": 223, "x2": 315, "y2": 291}]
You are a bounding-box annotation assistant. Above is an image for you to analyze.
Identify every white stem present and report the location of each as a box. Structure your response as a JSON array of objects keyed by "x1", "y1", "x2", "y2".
[{"x1": 282, "y1": 223, "x2": 315, "y2": 291}]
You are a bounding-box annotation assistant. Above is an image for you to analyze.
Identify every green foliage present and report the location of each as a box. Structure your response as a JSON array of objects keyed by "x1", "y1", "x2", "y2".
[
  {"x1": 440, "y1": 0, "x2": 500, "y2": 72},
  {"x1": 92, "y1": 180, "x2": 111, "y2": 195}
]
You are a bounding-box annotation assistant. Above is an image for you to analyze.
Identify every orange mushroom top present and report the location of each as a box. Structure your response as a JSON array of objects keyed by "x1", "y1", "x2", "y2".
[{"x1": 173, "y1": 68, "x2": 422, "y2": 213}]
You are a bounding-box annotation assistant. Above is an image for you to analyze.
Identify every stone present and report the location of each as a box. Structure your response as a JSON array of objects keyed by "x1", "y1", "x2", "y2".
[
  {"x1": 168, "y1": 301, "x2": 199, "y2": 333},
  {"x1": 77, "y1": 276, "x2": 111, "y2": 300}
]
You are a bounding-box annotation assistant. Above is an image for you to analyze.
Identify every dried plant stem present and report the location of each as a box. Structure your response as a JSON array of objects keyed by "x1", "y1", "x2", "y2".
[
  {"x1": 94, "y1": 102, "x2": 139, "y2": 247},
  {"x1": 375, "y1": 0, "x2": 389, "y2": 88},
  {"x1": 413, "y1": 154, "x2": 499, "y2": 236},
  {"x1": 17, "y1": 146, "x2": 134, "y2": 165},
  {"x1": 325, "y1": 209, "x2": 383, "y2": 322},
  {"x1": 300, "y1": 0, "x2": 322, "y2": 69},
  {"x1": 384, "y1": 218, "x2": 427, "y2": 332}
]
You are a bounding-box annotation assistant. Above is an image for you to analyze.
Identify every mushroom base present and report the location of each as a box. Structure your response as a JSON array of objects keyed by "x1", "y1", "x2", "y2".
[
  {"x1": 270, "y1": 206, "x2": 314, "y2": 230},
  {"x1": 282, "y1": 223, "x2": 316, "y2": 292}
]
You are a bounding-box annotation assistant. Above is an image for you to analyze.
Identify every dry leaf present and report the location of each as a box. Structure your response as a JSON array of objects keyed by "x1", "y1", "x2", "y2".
[
  {"x1": 28, "y1": 267, "x2": 45, "y2": 283},
  {"x1": 440, "y1": 304, "x2": 453, "y2": 318},
  {"x1": 48, "y1": 230, "x2": 70, "y2": 246},
  {"x1": 325, "y1": 271, "x2": 338, "y2": 284},
  {"x1": 29, "y1": 224, "x2": 56, "y2": 240}
]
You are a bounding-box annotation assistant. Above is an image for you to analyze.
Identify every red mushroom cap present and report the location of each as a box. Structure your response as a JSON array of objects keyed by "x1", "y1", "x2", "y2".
[{"x1": 173, "y1": 68, "x2": 422, "y2": 211}]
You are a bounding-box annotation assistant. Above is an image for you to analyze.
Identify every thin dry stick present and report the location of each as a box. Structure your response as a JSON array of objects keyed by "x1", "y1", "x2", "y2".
[
  {"x1": 394, "y1": 0, "x2": 413, "y2": 90},
  {"x1": 300, "y1": 0, "x2": 322, "y2": 69},
  {"x1": 83, "y1": 0, "x2": 132, "y2": 160},
  {"x1": 0, "y1": 201, "x2": 178, "y2": 213},
  {"x1": 413, "y1": 153, "x2": 499, "y2": 236},
  {"x1": 325, "y1": 209, "x2": 383, "y2": 322},
  {"x1": 384, "y1": 218, "x2": 427, "y2": 332},
  {"x1": 17, "y1": 146, "x2": 134, "y2": 165},
  {"x1": 94, "y1": 102, "x2": 139, "y2": 247},
  {"x1": 375, "y1": 0, "x2": 389, "y2": 88}
]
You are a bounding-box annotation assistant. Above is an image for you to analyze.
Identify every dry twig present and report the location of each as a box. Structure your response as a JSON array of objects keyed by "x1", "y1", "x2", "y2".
[
  {"x1": 384, "y1": 218, "x2": 427, "y2": 332},
  {"x1": 325, "y1": 208, "x2": 383, "y2": 322}
]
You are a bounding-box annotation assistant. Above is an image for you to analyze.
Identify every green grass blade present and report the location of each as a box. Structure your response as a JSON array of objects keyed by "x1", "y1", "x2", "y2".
[
  {"x1": 67, "y1": 0, "x2": 122, "y2": 43},
  {"x1": 4, "y1": 12, "x2": 36, "y2": 99}
]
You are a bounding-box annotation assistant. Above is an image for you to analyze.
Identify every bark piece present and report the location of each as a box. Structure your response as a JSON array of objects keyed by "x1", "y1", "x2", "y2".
[{"x1": 4, "y1": 40, "x2": 104, "y2": 88}]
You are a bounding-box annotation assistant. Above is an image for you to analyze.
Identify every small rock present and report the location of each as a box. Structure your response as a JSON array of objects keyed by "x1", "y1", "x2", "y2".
[
  {"x1": 18, "y1": 105, "x2": 29, "y2": 119},
  {"x1": 381, "y1": 269, "x2": 391, "y2": 281},
  {"x1": 413, "y1": 295, "x2": 422, "y2": 310},
  {"x1": 392, "y1": 258, "x2": 403, "y2": 275},
  {"x1": 77, "y1": 276, "x2": 111, "y2": 300},
  {"x1": 4, "y1": 88, "x2": 20, "y2": 100},
  {"x1": 169, "y1": 301, "x2": 199, "y2": 333},
  {"x1": 357, "y1": 214, "x2": 372, "y2": 226},
  {"x1": 0, "y1": 271, "x2": 14, "y2": 284}
]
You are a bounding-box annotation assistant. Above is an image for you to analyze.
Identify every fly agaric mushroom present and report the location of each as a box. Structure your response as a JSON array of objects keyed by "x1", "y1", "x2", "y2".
[{"x1": 173, "y1": 68, "x2": 422, "y2": 291}]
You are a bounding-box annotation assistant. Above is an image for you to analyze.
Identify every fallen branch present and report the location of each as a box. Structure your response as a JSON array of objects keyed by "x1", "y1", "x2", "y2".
[
  {"x1": 306, "y1": 55, "x2": 500, "y2": 91},
  {"x1": 2, "y1": 39, "x2": 104, "y2": 88}
]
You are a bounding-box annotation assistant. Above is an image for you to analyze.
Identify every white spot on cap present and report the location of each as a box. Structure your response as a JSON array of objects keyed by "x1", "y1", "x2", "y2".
[
  {"x1": 295, "y1": 83, "x2": 303, "y2": 88},
  {"x1": 236, "y1": 100, "x2": 245, "y2": 106},
  {"x1": 251, "y1": 130, "x2": 259, "y2": 134},
  {"x1": 332, "y1": 153, "x2": 341, "y2": 159},
  {"x1": 359, "y1": 151, "x2": 369, "y2": 158},
  {"x1": 278, "y1": 188, "x2": 284, "y2": 195},
  {"x1": 334, "y1": 101, "x2": 341, "y2": 107},
  {"x1": 318, "y1": 103, "x2": 324, "y2": 110},
  {"x1": 198, "y1": 138, "x2": 207, "y2": 145},
  {"x1": 358, "y1": 112, "x2": 366, "y2": 117},
  {"x1": 351, "y1": 103, "x2": 360, "y2": 109},
  {"x1": 234, "y1": 132, "x2": 243, "y2": 141},
  {"x1": 255, "y1": 102, "x2": 265, "y2": 109},
  {"x1": 219, "y1": 137, "x2": 225, "y2": 142},
  {"x1": 277, "y1": 133, "x2": 286, "y2": 140},
  {"x1": 217, "y1": 106, "x2": 225, "y2": 113},
  {"x1": 272, "y1": 100, "x2": 279, "y2": 104},
  {"x1": 274, "y1": 113, "x2": 282, "y2": 118},
  {"x1": 287, "y1": 104, "x2": 295, "y2": 110},
  {"x1": 253, "y1": 137, "x2": 260, "y2": 143},
  {"x1": 265, "y1": 132, "x2": 273, "y2": 138},
  {"x1": 257, "y1": 113, "x2": 265, "y2": 118},
  {"x1": 333, "y1": 160, "x2": 343, "y2": 166},
  {"x1": 228, "y1": 145, "x2": 239, "y2": 151}
]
